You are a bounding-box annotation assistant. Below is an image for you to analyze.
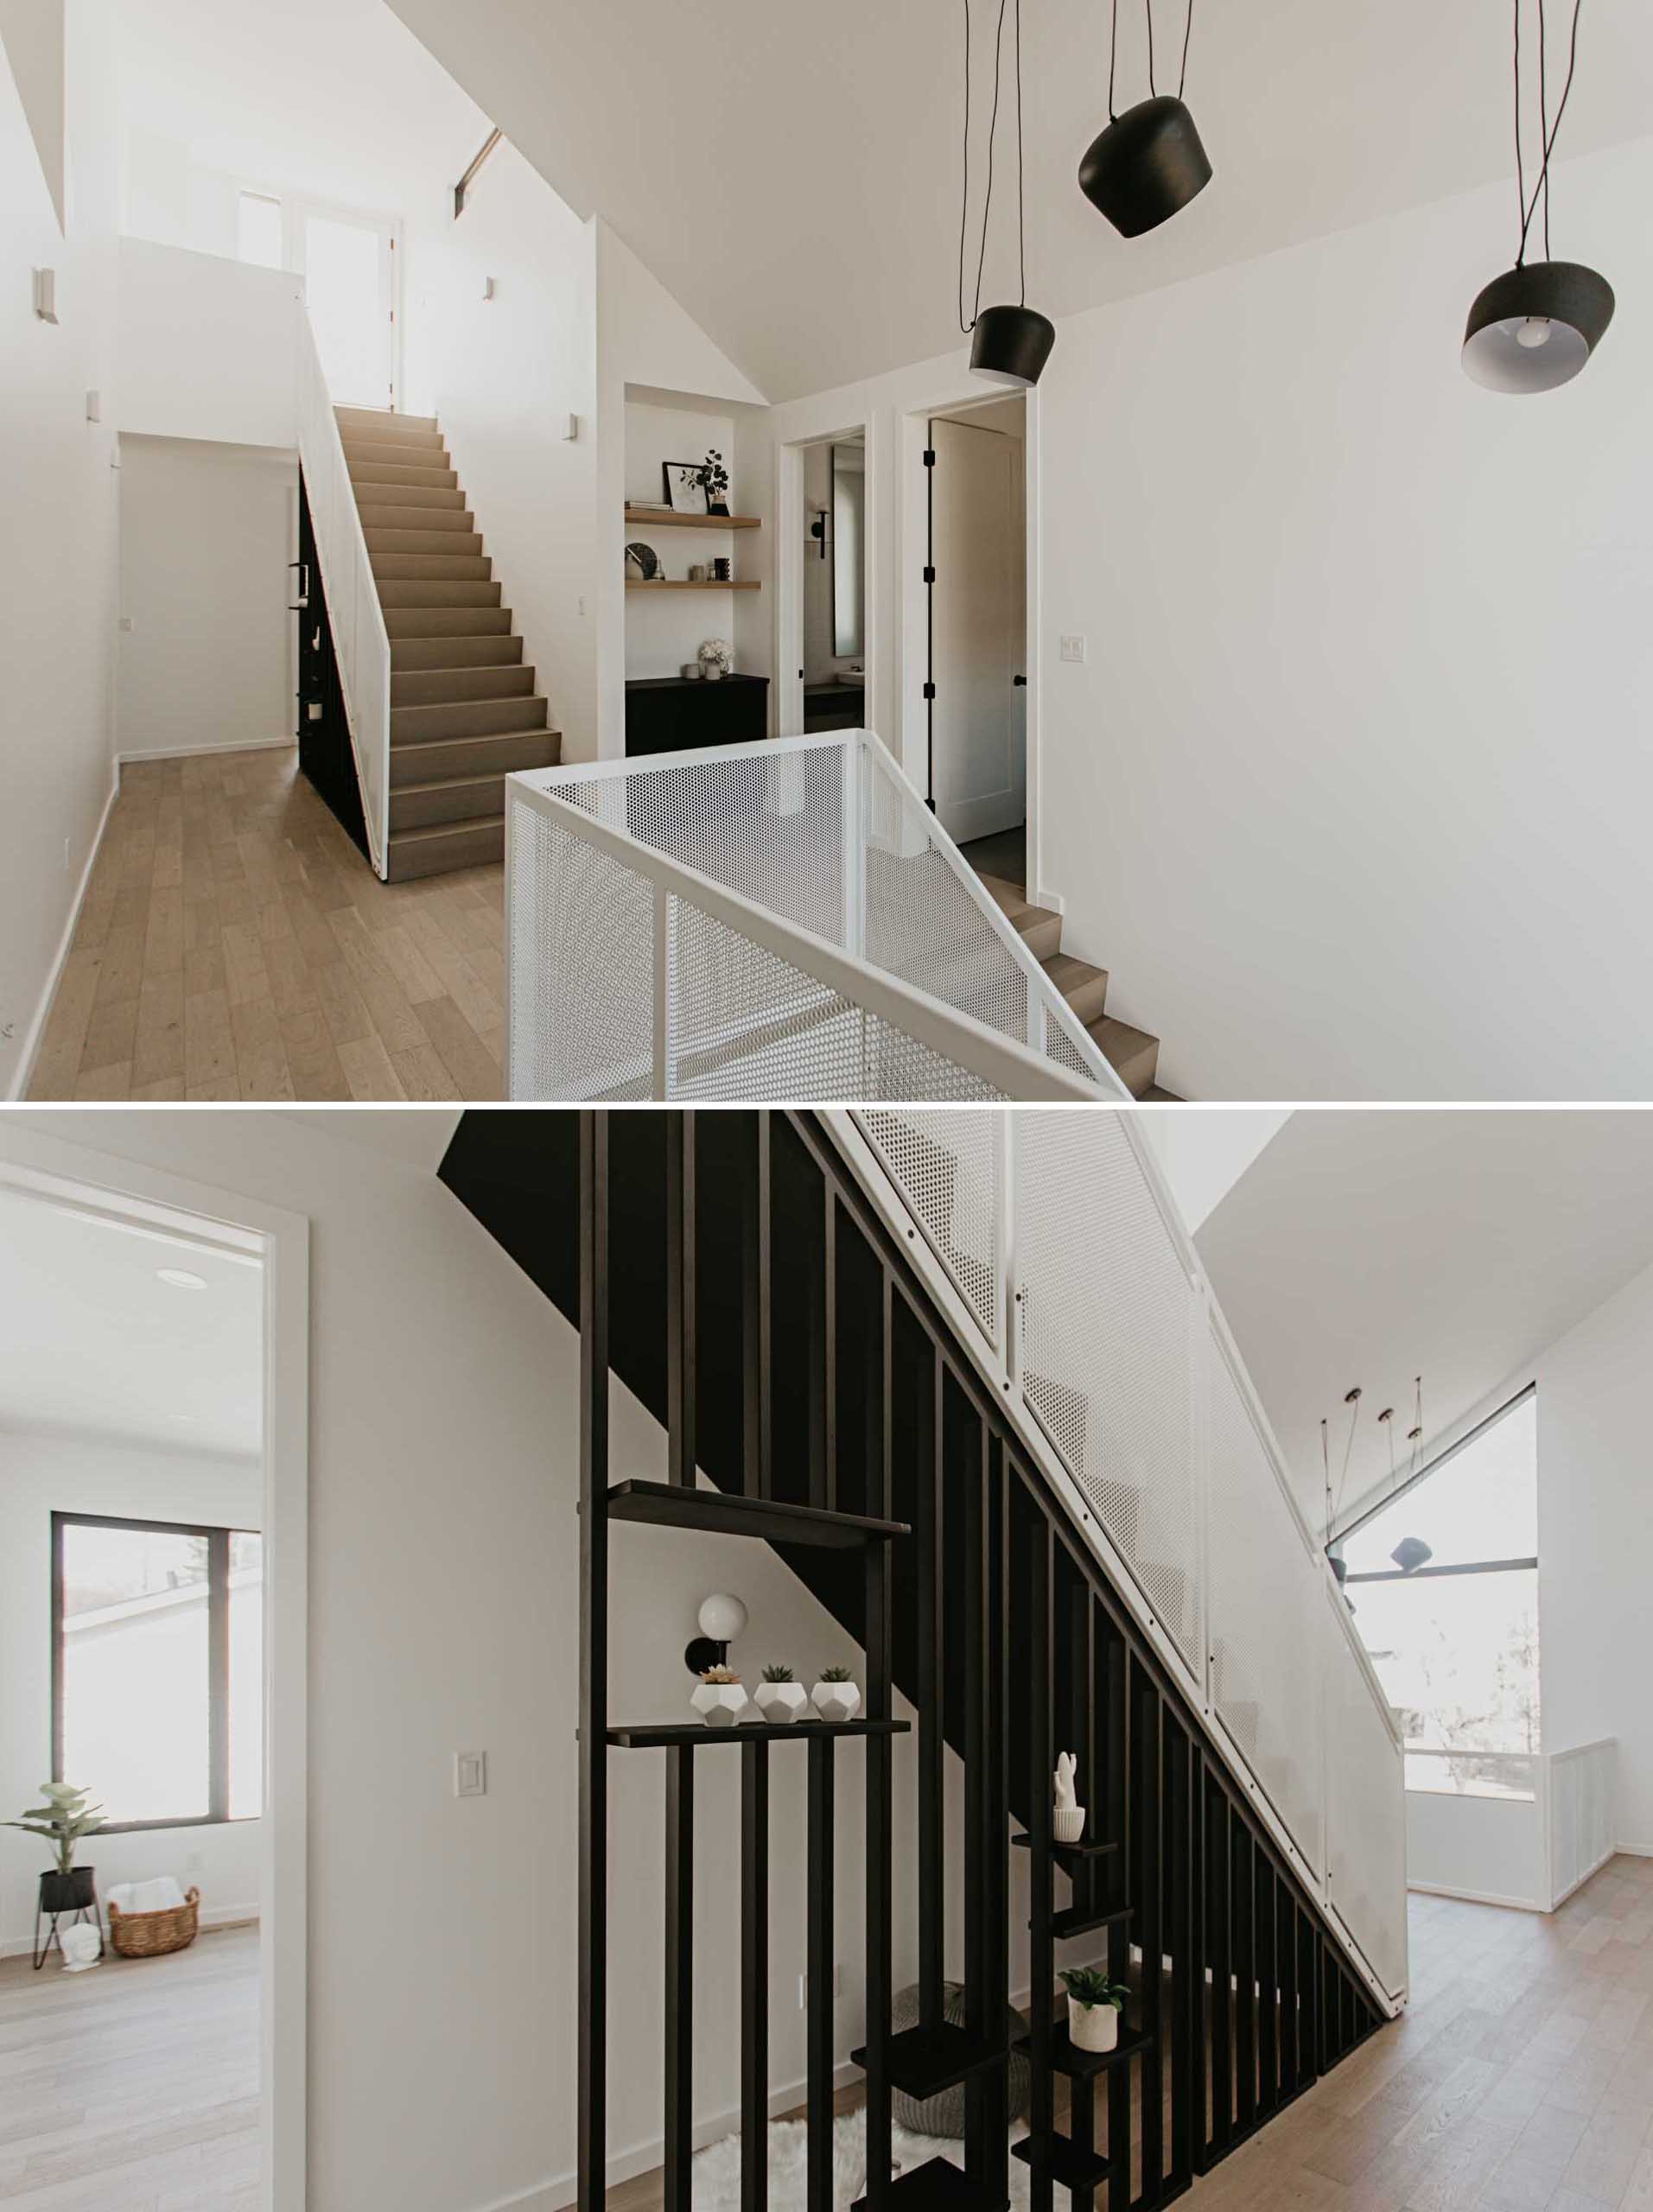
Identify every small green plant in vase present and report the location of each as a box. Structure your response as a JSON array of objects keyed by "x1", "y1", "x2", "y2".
[
  {"x1": 755, "y1": 1662, "x2": 809, "y2": 1725},
  {"x1": 690, "y1": 1665, "x2": 748, "y2": 1730},
  {"x1": 1060, "y1": 1965, "x2": 1131, "y2": 2054},
  {"x1": 695, "y1": 448, "x2": 731, "y2": 516},
  {"x1": 811, "y1": 1662, "x2": 861, "y2": 1726},
  {"x1": 6, "y1": 1783, "x2": 104, "y2": 1915}
]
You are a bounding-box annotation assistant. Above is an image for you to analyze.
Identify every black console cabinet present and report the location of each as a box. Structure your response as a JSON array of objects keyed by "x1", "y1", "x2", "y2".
[{"x1": 626, "y1": 674, "x2": 770, "y2": 757}]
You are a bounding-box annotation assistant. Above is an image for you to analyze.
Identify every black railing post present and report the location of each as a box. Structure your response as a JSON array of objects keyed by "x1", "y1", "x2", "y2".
[
  {"x1": 918, "y1": 1351, "x2": 944, "y2": 2031},
  {"x1": 1027, "y1": 1516, "x2": 1054, "y2": 2212},
  {"x1": 741, "y1": 1740, "x2": 770, "y2": 2212},
  {"x1": 863, "y1": 1269, "x2": 895, "y2": 2210},
  {"x1": 666, "y1": 1113, "x2": 696, "y2": 1488},
  {"x1": 807, "y1": 1736, "x2": 835, "y2": 2212},
  {"x1": 576, "y1": 1112, "x2": 609, "y2": 2212},
  {"x1": 664, "y1": 1747, "x2": 694, "y2": 2210}
]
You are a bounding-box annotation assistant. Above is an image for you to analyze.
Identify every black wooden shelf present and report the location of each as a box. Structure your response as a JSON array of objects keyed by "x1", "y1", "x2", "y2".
[
  {"x1": 1015, "y1": 2024, "x2": 1151, "y2": 2079},
  {"x1": 849, "y1": 2021, "x2": 1006, "y2": 2100},
  {"x1": 605, "y1": 1719, "x2": 909, "y2": 1749},
  {"x1": 607, "y1": 1478, "x2": 909, "y2": 1548},
  {"x1": 1050, "y1": 1902, "x2": 1135, "y2": 1942},
  {"x1": 1012, "y1": 2133, "x2": 1112, "y2": 2190},
  {"x1": 851, "y1": 2156, "x2": 1004, "y2": 2212},
  {"x1": 1012, "y1": 1833, "x2": 1121, "y2": 1866}
]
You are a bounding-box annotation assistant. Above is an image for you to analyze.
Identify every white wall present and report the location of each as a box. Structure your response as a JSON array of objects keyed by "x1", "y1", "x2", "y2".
[
  {"x1": 737, "y1": 137, "x2": 1653, "y2": 1101},
  {"x1": 624, "y1": 395, "x2": 741, "y2": 680},
  {"x1": 0, "y1": 1429, "x2": 263, "y2": 1954},
  {"x1": 412, "y1": 141, "x2": 601, "y2": 761},
  {"x1": 1154, "y1": 1107, "x2": 1292, "y2": 1236},
  {"x1": 1405, "y1": 1788, "x2": 1548, "y2": 1913},
  {"x1": 1, "y1": 0, "x2": 122, "y2": 1103},
  {"x1": 117, "y1": 435, "x2": 296, "y2": 760},
  {"x1": 116, "y1": 237, "x2": 302, "y2": 448}
]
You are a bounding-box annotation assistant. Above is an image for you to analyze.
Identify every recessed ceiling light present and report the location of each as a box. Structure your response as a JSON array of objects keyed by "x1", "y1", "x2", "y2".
[{"x1": 156, "y1": 1268, "x2": 207, "y2": 1291}]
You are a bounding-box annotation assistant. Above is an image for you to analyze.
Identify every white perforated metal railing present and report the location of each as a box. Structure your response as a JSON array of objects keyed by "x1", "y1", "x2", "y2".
[
  {"x1": 295, "y1": 315, "x2": 391, "y2": 876},
  {"x1": 505, "y1": 735, "x2": 1129, "y2": 1103},
  {"x1": 1547, "y1": 1739, "x2": 1617, "y2": 1907},
  {"x1": 827, "y1": 1105, "x2": 1409, "y2": 2016}
]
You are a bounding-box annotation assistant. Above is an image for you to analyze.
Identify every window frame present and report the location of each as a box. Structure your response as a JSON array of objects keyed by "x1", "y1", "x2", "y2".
[{"x1": 51, "y1": 1510, "x2": 259, "y2": 1834}]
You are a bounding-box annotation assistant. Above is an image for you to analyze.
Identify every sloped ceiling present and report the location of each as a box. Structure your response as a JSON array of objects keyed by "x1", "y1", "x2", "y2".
[
  {"x1": 385, "y1": 0, "x2": 1652, "y2": 402},
  {"x1": 1196, "y1": 1110, "x2": 1653, "y2": 1532},
  {"x1": 0, "y1": 0, "x2": 66, "y2": 231}
]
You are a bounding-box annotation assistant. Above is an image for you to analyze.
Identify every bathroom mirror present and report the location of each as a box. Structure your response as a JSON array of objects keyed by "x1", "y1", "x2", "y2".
[{"x1": 831, "y1": 442, "x2": 865, "y2": 658}]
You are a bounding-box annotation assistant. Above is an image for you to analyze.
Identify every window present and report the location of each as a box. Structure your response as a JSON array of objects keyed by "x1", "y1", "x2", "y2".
[
  {"x1": 1341, "y1": 1389, "x2": 1538, "y2": 1800},
  {"x1": 237, "y1": 190, "x2": 284, "y2": 270},
  {"x1": 53, "y1": 1514, "x2": 264, "y2": 1829}
]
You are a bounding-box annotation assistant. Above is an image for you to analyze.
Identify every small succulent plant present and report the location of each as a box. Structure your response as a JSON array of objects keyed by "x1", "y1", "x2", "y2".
[
  {"x1": 820, "y1": 1664, "x2": 855, "y2": 1684},
  {"x1": 761, "y1": 1663, "x2": 795, "y2": 1683},
  {"x1": 1060, "y1": 1967, "x2": 1130, "y2": 2012},
  {"x1": 700, "y1": 1665, "x2": 741, "y2": 1685}
]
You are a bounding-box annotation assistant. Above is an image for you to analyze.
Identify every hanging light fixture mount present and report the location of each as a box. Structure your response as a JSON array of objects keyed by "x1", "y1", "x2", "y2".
[
  {"x1": 1079, "y1": 0, "x2": 1211, "y2": 238},
  {"x1": 959, "y1": 0, "x2": 1057, "y2": 387}
]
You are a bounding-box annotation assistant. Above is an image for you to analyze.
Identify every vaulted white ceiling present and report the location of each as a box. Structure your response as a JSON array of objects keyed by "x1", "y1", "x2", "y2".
[
  {"x1": 1196, "y1": 1110, "x2": 1653, "y2": 1532},
  {"x1": 386, "y1": 0, "x2": 1653, "y2": 401}
]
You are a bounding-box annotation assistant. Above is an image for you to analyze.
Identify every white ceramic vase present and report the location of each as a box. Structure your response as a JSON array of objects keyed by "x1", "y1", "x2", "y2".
[
  {"x1": 754, "y1": 1681, "x2": 810, "y2": 1724},
  {"x1": 690, "y1": 1681, "x2": 748, "y2": 1729},
  {"x1": 1053, "y1": 1806, "x2": 1087, "y2": 1846},
  {"x1": 1068, "y1": 1997, "x2": 1119, "y2": 2054},
  {"x1": 811, "y1": 1679, "x2": 861, "y2": 1725}
]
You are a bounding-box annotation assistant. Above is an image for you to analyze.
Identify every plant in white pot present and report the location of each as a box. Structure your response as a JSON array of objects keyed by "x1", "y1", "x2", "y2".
[
  {"x1": 754, "y1": 1663, "x2": 809, "y2": 1724},
  {"x1": 690, "y1": 1665, "x2": 748, "y2": 1729},
  {"x1": 1060, "y1": 1966, "x2": 1130, "y2": 2054},
  {"x1": 811, "y1": 1664, "x2": 861, "y2": 1725}
]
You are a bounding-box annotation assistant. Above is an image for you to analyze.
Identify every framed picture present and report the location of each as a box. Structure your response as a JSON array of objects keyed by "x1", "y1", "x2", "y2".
[{"x1": 664, "y1": 462, "x2": 710, "y2": 517}]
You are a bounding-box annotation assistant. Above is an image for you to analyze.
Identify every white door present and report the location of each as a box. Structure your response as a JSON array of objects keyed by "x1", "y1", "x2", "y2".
[
  {"x1": 302, "y1": 211, "x2": 396, "y2": 411},
  {"x1": 929, "y1": 417, "x2": 1026, "y2": 844}
]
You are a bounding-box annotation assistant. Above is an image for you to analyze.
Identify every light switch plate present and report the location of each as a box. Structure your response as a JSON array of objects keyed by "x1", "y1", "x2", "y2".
[
  {"x1": 455, "y1": 1751, "x2": 487, "y2": 1799},
  {"x1": 1060, "y1": 635, "x2": 1087, "y2": 664}
]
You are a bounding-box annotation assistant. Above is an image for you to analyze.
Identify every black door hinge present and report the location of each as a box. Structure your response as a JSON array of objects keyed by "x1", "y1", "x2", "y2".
[
  {"x1": 923, "y1": 448, "x2": 937, "y2": 467},
  {"x1": 923, "y1": 682, "x2": 937, "y2": 702},
  {"x1": 923, "y1": 565, "x2": 936, "y2": 584}
]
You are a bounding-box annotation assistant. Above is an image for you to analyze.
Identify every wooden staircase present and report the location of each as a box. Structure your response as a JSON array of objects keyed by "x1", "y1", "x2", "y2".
[
  {"x1": 974, "y1": 872, "x2": 1168, "y2": 1100},
  {"x1": 334, "y1": 405, "x2": 560, "y2": 880}
]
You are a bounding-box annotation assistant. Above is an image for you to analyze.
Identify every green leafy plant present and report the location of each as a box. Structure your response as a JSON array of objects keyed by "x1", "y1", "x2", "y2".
[
  {"x1": 1059, "y1": 1967, "x2": 1130, "y2": 2013},
  {"x1": 761, "y1": 1663, "x2": 795, "y2": 1683},
  {"x1": 6, "y1": 1783, "x2": 104, "y2": 1878},
  {"x1": 694, "y1": 448, "x2": 730, "y2": 507},
  {"x1": 820, "y1": 1664, "x2": 855, "y2": 1683},
  {"x1": 700, "y1": 1665, "x2": 741, "y2": 1685}
]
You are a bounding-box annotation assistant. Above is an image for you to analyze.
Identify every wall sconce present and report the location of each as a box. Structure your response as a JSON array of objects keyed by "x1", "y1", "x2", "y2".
[
  {"x1": 684, "y1": 1591, "x2": 747, "y2": 1675},
  {"x1": 810, "y1": 509, "x2": 829, "y2": 560},
  {"x1": 34, "y1": 269, "x2": 59, "y2": 323}
]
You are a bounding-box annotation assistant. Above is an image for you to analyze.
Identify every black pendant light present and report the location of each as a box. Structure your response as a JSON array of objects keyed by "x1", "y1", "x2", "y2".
[
  {"x1": 1079, "y1": 0, "x2": 1211, "y2": 237},
  {"x1": 960, "y1": 0, "x2": 1057, "y2": 388},
  {"x1": 1464, "y1": 0, "x2": 1614, "y2": 393}
]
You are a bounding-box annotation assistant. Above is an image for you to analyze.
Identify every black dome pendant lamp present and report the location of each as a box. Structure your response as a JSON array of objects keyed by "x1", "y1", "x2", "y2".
[
  {"x1": 961, "y1": 0, "x2": 1057, "y2": 388},
  {"x1": 1079, "y1": 0, "x2": 1211, "y2": 238},
  {"x1": 1464, "y1": 0, "x2": 1614, "y2": 393}
]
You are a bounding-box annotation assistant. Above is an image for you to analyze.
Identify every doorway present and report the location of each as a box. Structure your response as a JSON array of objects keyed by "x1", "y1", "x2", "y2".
[
  {"x1": 799, "y1": 434, "x2": 868, "y2": 734},
  {"x1": 236, "y1": 186, "x2": 400, "y2": 412},
  {"x1": 925, "y1": 395, "x2": 1027, "y2": 878}
]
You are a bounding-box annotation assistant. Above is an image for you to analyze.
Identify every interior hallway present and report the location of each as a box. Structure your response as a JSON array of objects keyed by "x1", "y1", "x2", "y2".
[
  {"x1": 27, "y1": 747, "x2": 507, "y2": 1101},
  {"x1": 0, "y1": 1923, "x2": 258, "y2": 2210}
]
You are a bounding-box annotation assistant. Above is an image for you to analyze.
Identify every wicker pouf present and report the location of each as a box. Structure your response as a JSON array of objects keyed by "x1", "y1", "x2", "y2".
[
  {"x1": 108, "y1": 1885, "x2": 200, "y2": 1959},
  {"x1": 890, "y1": 1981, "x2": 1030, "y2": 2139}
]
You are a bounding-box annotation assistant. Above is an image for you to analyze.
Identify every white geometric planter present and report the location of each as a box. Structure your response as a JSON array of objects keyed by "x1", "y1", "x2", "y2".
[
  {"x1": 1068, "y1": 1997, "x2": 1120, "y2": 2053},
  {"x1": 1053, "y1": 1806, "x2": 1087, "y2": 1846},
  {"x1": 690, "y1": 1682, "x2": 749, "y2": 1728},
  {"x1": 754, "y1": 1681, "x2": 810, "y2": 1725},
  {"x1": 811, "y1": 1679, "x2": 861, "y2": 1725}
]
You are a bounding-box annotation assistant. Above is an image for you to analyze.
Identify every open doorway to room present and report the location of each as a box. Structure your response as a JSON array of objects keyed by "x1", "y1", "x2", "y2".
[
  {"x1": 801, "y1": 434, "x2": 867, "y2": 733},
  {"x1": 235, "y1": 185, "x2": 401, "y2": 411},
  {"x1": 924, "y1": 393, "x2": 1027, "y2": 888},
  {"x1": 0, "y1": 1156, "x2": 304, "y2": 2211}
]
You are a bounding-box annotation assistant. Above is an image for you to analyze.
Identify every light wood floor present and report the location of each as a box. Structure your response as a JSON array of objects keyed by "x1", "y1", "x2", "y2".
[
  {"x1": 27, "y1": 747, "x2": 508, "y2": 1101},
  {"x1": 614, "y1": 1858, "x2": 1653, "y2": 2212},
  {"x1": 0, "y1": 1923, "x2": 258, "y2": 2210}
]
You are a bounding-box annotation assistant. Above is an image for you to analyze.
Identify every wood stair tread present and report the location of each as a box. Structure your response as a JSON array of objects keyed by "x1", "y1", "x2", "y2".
[
  {"x1": 391, "y1": 812, "x2": 505, "y2": 843},
  {"x1": 1087, "y1": 1014, "x2": 1160, "y2": 1099}
]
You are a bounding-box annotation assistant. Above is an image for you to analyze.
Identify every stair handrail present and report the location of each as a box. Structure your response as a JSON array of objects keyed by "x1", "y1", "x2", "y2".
[
  {"x1": 506, "y1": 770, "x2": 1098, "y2": 1101},
  {"x1": 293, "y1": 314, "x2": 391, "y2": 877},
  {"x1": 826, "y1": 1105, "x2": 1408, "y2": 2013},
  {"x1": 505, "y1": 732, "x2": 1130, "y2": 1101}
]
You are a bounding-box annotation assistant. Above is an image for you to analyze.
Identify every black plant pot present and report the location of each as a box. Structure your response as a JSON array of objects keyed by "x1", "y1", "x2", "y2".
[{"x1": 40, "y1": 1866, "x2": 97, "y2": 1914}]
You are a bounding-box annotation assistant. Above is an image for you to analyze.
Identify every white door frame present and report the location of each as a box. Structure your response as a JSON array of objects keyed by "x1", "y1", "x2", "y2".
[
  {"x1": 774, "y1": 421, "x2": 872, "y2": 742},
  {"x1": 0, "y1": 1125, "x2": 310, "y2": 2212}
]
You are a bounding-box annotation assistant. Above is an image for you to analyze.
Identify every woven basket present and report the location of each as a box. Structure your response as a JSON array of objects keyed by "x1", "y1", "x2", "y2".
[{"x1": 108, "y1": 1886, "x2": 200, "y2": 1959}]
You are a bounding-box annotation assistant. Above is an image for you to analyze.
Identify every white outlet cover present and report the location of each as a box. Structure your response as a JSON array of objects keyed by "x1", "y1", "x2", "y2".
[
  {"x1": 1060, "y1": 635, "x2": 1087, "y2": 664},
  {"x1": 455, "y1": 1751, "x2": 487, "y2": 1799}
]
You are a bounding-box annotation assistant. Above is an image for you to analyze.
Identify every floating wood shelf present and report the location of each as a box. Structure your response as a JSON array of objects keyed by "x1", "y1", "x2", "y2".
[
  {"x1": 626, "y1": 505, "x2": 761, "y2": 531},
  {"x1": 605, "y1": 1718, "x2": 909, "y2": 1749},
  {"x1": 1049, "y1": 1900, "x2": 1135, "y2": 1942},
  {"x1": 607, "y1": 1478, "x2": 909, "y2": 1548},
  {"x1": 626, "y1": 578, "x2": 760, "y2": 591},
  {"x1": 1016, "y1": 2024, "x2": 1152, "y2": 2079},
  {"x1": 851, "y1": 2157, "x2": 1002, "y2": 2212},
  {"x1": 849, "y1": 2021, "x2": 1007, "y2": 2101},
  {"x1": 1012, "y1": 1832, "x2": 1122, "y2": 1865},
  {"x1": 1012, "y1": 2134, "x2": 1112, "y2": 2190}
]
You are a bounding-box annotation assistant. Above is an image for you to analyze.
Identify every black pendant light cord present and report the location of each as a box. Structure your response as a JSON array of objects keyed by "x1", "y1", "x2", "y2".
[
  {"x1": 1110, "y1": 0, "x2": 1194, "y2": 119},
  {"x1": 957, "y1": 0, "x2": 1025, "y2": 333},
  {"x1": 1514, "y1": 0, "x2": 1585, "y2": 267}
]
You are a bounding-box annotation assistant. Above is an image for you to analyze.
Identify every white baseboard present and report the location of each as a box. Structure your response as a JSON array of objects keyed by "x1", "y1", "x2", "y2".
[
  {"x1": 1407, "y1": 1878, "x2": 1546, "y2": 1913},
  {"x1": 118, "y1": 734, "x2": 296, "y2": 763},
  {"x1": 1027, "y1": 886, "x2": 1065, "y2": 917},
  {"x1": 1612, "y1": 1840, "x2": 1653, "y2": 1859},
  {"x1": 9, "y1": 763, "x2": 122, "y2": 1103},
  {"x1": 0, "y1": 1904, "x2": 258, "y2": 1961}
]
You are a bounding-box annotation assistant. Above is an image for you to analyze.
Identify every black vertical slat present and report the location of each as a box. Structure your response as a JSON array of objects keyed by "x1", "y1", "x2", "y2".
[
  {"x1": 1234, "y1": 1820, "x2": 1256, "y2": 2132},
  {"x1": 1195, "y1": 1764, "x2": 1214, "y2": 2172},
  {"x1": 821, "y1": 1190, "x2": 838, "y2": 1511},
  {"x1": 741, "y1": 1118, "x2": 762, "y2": 1496},
  {"x1": 741, "y1": 1740, "x2": 770, "y2": 2212},
  {"x1": 1301, "y1": 1911, "x2": 1319, "y2": 2088},
  {"x1": 1071, "y1": 1576, "x2": 1096, "y2": 1925},
  {"x1": 1256, "y1": 1849, "x2": 1277, "y2": 2115},
  {"x1": 1279, "y1": 1894, "x2": 1300, "y2": 2100},
  {"x1": 1208, "y1": 1783, "x2": 1232, "y2": 2156},
  {"x1": 665, "y1": 1113, "x2": 696, "y2": 1486},
  {"x1": 576, "y1": 1113, "x2": 609, "y2": 2212},
  {"x1": 1167, "y1": 1724, "x2": 1195, "y2": 2189},
  {"x1": 963, "y1": 1416, "x2": 989, "y2": 2180},
  {"x1": 807, "y1": 1737, "x2": 835, "y2": 2212},
  {"x1": 918, "y1": 1351, "x2": 945, "y2": 2030},
  {"x1": 1104, "y1": 1628, "x2": 1132, "y2": 2212},
  {"x1": 805, "y1": 1160, "x2": 827, "y2": 1511},
  {"x1": 1138, "y1": 1674, "x2": 1164, "y2": 2200},
  {"x1": 863, "y1": 1270, "x2": 895, "y2": 2212},
  {"x1": 982, "y1": 1440, "x2": 1012, "y2": 2202},
  {"x1": 664, "y1": 1749, "x2": 694, "y2": 2211},
  {"x1": 1027, "y1": 1514, "x2": 1055, "y2": 2212}
]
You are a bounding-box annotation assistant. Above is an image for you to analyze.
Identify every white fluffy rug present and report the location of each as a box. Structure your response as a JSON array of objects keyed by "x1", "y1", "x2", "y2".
[{"x1": 691, "y1": 2111, "x2": 1033, "y2": 2210}]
